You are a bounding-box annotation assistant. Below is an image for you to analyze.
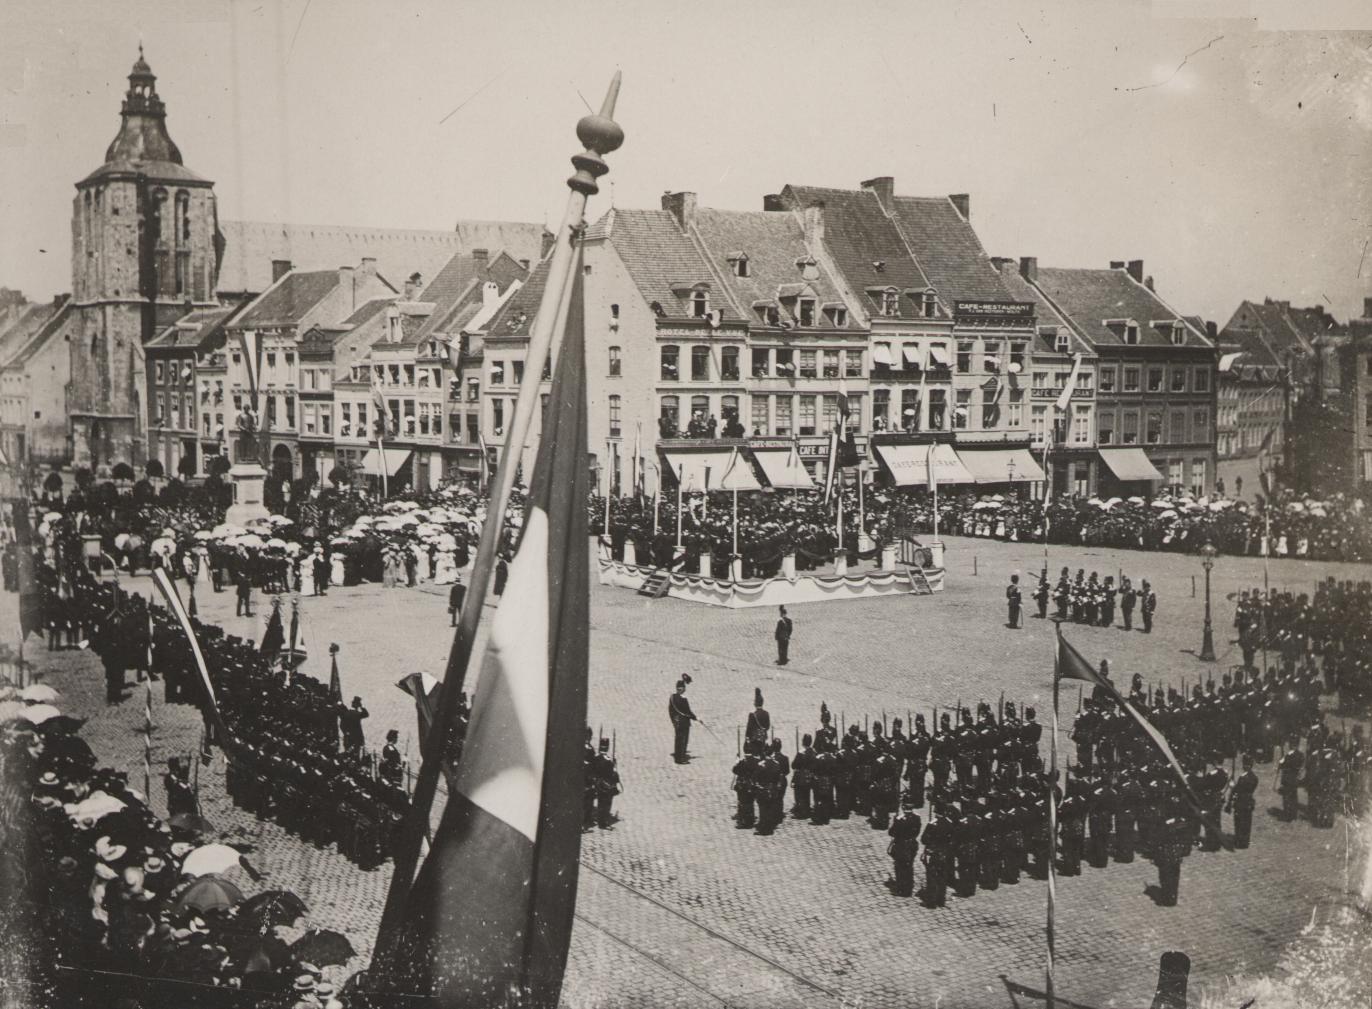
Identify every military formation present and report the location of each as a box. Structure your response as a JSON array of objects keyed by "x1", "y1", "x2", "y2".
[{"x1": 1032, "y1": 567, "x2": 1157, "y2": 632}]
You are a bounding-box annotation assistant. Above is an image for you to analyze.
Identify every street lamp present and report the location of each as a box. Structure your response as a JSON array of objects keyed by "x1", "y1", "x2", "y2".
[{"x1": 1199, "y1": 542, "x2": 1217, "y2": 662}]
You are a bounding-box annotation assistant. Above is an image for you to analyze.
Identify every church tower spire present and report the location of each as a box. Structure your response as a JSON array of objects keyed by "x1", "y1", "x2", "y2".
[{"x1": 103, "y1": 46, "x2": 184, "y2": 167}]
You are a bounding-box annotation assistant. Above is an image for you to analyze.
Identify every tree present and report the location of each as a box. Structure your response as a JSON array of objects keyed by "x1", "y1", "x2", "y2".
[
  {"x1": 43, "y1": 471, "x2": 63, "y2": 494},
  {"x1": 145, "y1": 459, "x2": 165, "y2": 479},
  {"x1": 111, "y1": 462, "x2": 136, "y2": 482},
  {"x1": 178, "y1": 454, "x2": 198, "y2": 480},
  {"x1": 159, "y1": 479, "x2": 186, "y2": 507},
  {"x1": 132, "y1": 479, "x2": 155, "y2": 506}
]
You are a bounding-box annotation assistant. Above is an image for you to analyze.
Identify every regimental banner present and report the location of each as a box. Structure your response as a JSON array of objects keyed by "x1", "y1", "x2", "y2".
[{"x1": 953, "y1": 300, "x2": 1035, "y2": 324}]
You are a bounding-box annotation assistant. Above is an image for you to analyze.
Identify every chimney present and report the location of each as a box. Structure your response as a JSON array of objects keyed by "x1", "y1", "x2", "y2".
[
  {"x1": 1363, "y1": 296, "x2": 1372, "y2": 320},
  {"x1": 949, "y1": 194, "x2": 970, "y2": 220},
  {"x1": 339, "y1": 265, "x2": 355, "y2": 309},
  {"x1": 1109, "y1": 260, "x2": 1126, "y2": 271},
  {"x1": 861, "y1": 176, "x2": 895, "y2": 209},
  {"x1": 803, "y1": 202, "x2": 825, "y2": 245},
  {"x1": 540, "y1": 228, "x2": 555, "y2": 259},
  {"x1": 661, "y1": 191, "x2": 697, "y2": 230},
  {"x1": 1019, "y1": 256, "x2": 1038, "y2": 284},
  {"x1": 518, "y1": 258, "x2": 530, "y2": 271},
  {"x1": 990, "y1": 256, "x2": 1013, "y2": 270},
  {"x1": 360, "y1": 257, "x2": 377, "y2": 275},
  {"x1": 404, "y1": 272, "x2": 423, "y2": 300},
  {"x1": 271, "y1": 259, "x2": 293, "y2": 282},
  {"x1": 1144, "y1": 275, "x2": 1155, "y2": 292},
  {"x1": 1206, "y1": 321, "x2": 1218, "y2": 340},
  {"x1": 471, "y1": 248, "x2": 488, "y2": 262},
  {"x1": 1127, "y1": 260, "x2": 1145, "y2": 284},
  {"x1": 762, "y1": 194, "x2": 785, "y2": 212}
]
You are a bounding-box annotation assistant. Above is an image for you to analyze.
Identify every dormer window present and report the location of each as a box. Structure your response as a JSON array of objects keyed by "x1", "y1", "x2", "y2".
[
  {"x1": 1124, "y1": 323, "x2": 1140, "y2": 345},
  {"x1": 690, "y1": 290, "x2": 710, "y2": 318},
  {"x1": 731, "y1": 254, "x2": 750, "y2": 278},
  {"x1": 878, "y1": 289, "x2": 899, "y2": 317},
  {"x1": 756, "y1": 304, "x2": 781, "y2": 326},
  {"x1": 826, "y1": 306, "x2": 848, "y2": 328},
  {"x1": 798, "y1": 299, "x2": 816, "y2": 327},
  {"x1": 1056, "y1": 333, "x2": 1070, "y2": 353},
  {"x1": 920, "y1": 290, "x2": 938, "y2": 319},
  {"x1": 1169, "y1": 323, "x2": 1185, "y2": 346}
]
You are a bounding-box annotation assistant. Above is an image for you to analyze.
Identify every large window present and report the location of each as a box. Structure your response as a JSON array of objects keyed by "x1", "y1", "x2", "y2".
[
  {"x1": 954, "y1": 389, "x2": 971, "y2": 429},
  {"x1": 721, "y1": 395, "x2": 740, "y2": 430},
  {"x1": 608, "y1": 346, "x2": 621, "y2": 377},
  {"x1": 1147, "y1": 367, "x2": 1164, "y2": 392},
  {"x1": 1194, "y1": 367, "x2": 1210, "y2": 392},
  {"x1": 1170, "y1": 410, "x2": 1187, "y2": 443},
  {"x1": 721, "y1": 346, "x2": 740, "y2": 381},
  {"x1": 492, "y1": 398, "x2": 504, "y2": 435},
  {"x1": 1098, "y1": 366, "x2": 1116, "y2": 393},
  {"x1": 1122, "y1": 410, "x2": 1139, "y2": 445},
  {"x1": 982, "y1": 394, "x2": 999, "y2": 430},
  {"x1": 751, "y1": 396, "x2": 768, "y2": 435},
  {"x1": 752, "y1": 348, "x2": 770, "y2": 378},
  {"x1": 661, "y1": 345, "x2": 679, "y2": 381},
  {"x1": 845, "y1": 349, "x2": 864, "y2": 378},
  {"x1": 775, "y1": 396, "x2": 792, "y2": 436},
  {"x1": 1008, "y1": 389, "x2": 1023, "y2": 427},
  {"x1": 798, "y1": 395, "x2": 817, "y2": 436},
  {"x1": 659, "y1": 395, "x2": 679, "y2": 434},
  {"x1": 775, "y1": 348, "x2": 794, "y2": 377},
  {"x1": 897, "y1": 389, "x2": 918, "y2": 431},
  {"x1": 1072, "y1": 404, "x2": 1091, "y2": 445},
  {"x1": 798, "y1": 299, "x2": 816, "y2": 327},
  {"x1": 927, "y1": 389, "x2": 946, "y2": 430},
  {"x1": 609, "y1": 394, "x2": 621, "y2": 437},
  {"x1": 872, "y1": 389, "x2": 890, "y2": 431},
  {"x1": 799, "y1": 350, "x2": 817, "y2": 378},
  {"x1": 691, "y1": 346, "x2": 710, "y2": 381},
  {"x1": 1171, "y1": 367, "x2": 1187, "y2": 392},
  {"x1": 1193, "y1": 407, "x2": 1209, "y2": 440},
  {"x1": 690, "y1": 290, "x2": 709, "y2": 318},
  {"x1": 1009, "y1": 342, "x2": 1026, "y2": 373},
  {"x1": 155, "y1": 361, "x2": 165, "y2": 385},
  {"x1": 302, "y1": 403, "x2": 317, "y2": 436},
  {"x1": 1146, "y1": 410, "x2": 1162, "y2": 444},
  {"x1": 512, "y1": 361, "x2": 525, "y2": 386},
  {"x1": 847, "y1": 393, "x2": 863, "y2": 433},
  {"x1": 822, "y1": 350, "x2": 841, "y2": 379},
  {"x1": 1123, "y1": 367, "x2": 1140, "y2": 392},
  {"x1": 821, "y1": 394, "x2": 839, "y2": 433},
  {"x1": 956, "y1": 342, "x2": 973, "y2": 373},
  {"x1": 490, "y1": 360, "x2": 505, "y2": 386},
  {"x1": 1098, "y1": 410, "x2": 1114, "y2": 445},
  {"x1": 1191, "y1": 458, "x2": 1207, "y2": 497},
  {"x1": 1030, "y1": 404, "x2": 1047, "y2": 445}
]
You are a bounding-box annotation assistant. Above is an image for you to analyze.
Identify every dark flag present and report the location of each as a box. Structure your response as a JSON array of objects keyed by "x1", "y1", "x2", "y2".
[
  {"x1": 1256, "y1": 426, "x2": 1277, "y2": 498},
  {"x1": 397, "y1": 671, "x2": 441, "y2": 740},
  {"x1": 13, "y1": 504, "x2": 42, "y2": 641},
  {"x1": 260, "y1": 599, "x2": 284, "y2": 656},
  {"x1": 328, "y1": 645, "x2": 343, "y2": 705},
  {"x1": 389, "y1": 263, "x2": 591, "y2": 1007},
  {"x1": 151, "y1": 567, "x2": 227, "y2": 742}
]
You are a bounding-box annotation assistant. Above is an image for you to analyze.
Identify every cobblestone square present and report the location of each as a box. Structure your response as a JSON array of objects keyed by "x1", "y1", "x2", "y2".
[{"x1": 11, "y1": 535, "x2": 1370, "y2": 1008}]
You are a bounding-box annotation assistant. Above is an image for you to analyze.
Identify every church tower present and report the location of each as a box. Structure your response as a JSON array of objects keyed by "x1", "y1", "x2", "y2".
[{"x1": 69, "y1": 48, "x2": 222, "y2": 467}]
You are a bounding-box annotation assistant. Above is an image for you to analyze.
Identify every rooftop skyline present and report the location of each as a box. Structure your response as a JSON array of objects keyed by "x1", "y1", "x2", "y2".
[{"x1": 1, "y1": 0, "x2": 1369, "y2": 322}]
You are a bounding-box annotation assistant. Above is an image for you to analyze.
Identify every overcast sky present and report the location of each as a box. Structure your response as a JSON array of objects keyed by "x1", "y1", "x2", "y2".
[{"x1": 2, "y1": 0, "x2": 1370, "y2": 323}]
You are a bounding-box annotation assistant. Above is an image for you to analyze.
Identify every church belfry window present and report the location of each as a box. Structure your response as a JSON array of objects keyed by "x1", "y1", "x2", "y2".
[{"x1": 176, "y1": 191, "x2": 190, "y2": 243}]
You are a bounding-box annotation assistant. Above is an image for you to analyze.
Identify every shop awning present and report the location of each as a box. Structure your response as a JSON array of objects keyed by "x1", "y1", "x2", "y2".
[
  {"x1": 927, "y1": 342, "x2": 952, "y2": 367},
  {"x1": 753, "y1": 449, "x2": 816, "y2": 489},
  {"x1": 873, "y1": 343, "x2": 893, "y2": 366},
  {"x1": 361, "y1": 447, "x2": 412, "y2": 477},
  {"x1": 874, "y1": 442, "x2": 974, "y2": 486},
  {"x1": 662, "y1": 450, "x2": 760, "y2": 491},
  {"x1": 1098, "y1": 448, "x2": 1163, "y2": 482},
  {"x1": 955, "y1": 447, "x2": 1046, "y2": 484},
  {"x1": 901, "y1": 344, "x2": 924, "y2": 368}
]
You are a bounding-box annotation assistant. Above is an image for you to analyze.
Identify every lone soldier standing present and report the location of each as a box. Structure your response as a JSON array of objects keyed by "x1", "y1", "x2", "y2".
[
  {"x1": 774, "y1": 605, "x2": 792, "y2": 666},
  {"x1": 1227, "y1": 753, "x2": 1259, "y2": 848},
  {"x1": 888, "y1": 799, "x2": 921, "y2": 897},
  {"x1": 668, "y1": 675, "x2": 697, "y2": 764},
  {"x1": 1140, "y1": 579, "x2": 1157, "y2": 633},
  {"x1": 447, "y1": 574, "x2": 466, "y2": 627},
  {"x1": 1006, "y1": 574, "x2": 1023, "y2": 629},
  {"x1": 1120, "y1": 576, "x2": 1137, "y2": 631}
]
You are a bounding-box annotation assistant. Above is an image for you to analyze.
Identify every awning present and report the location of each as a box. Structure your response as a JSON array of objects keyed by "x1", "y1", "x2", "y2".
[
  {"x1": 901, "y1": 345, "x2": 924, "y2": 368},
  {"x1": 927, "y1": 342, "x2": 952, "y2": 367},
  {"x1": 361, "y1": 447, "x2": 412, "y2": 477},
  {"x1": 955, "y1": 447, "x2": 1046, "y2": 484},
  {"x1": 1098, "y1": 448, "x2": 1163, "y2": 482},
  {"x1": 753, "y1": 449, "x2": 816, "y2": 489},
  {"x1": 662, "y1": 450, "x2": 761, "y2": 491},
  {"x1": 874, "y1": 442, "x2": 974, "y2": 486},
  {"x1": 1218, "y1": 351, "x2": 1243, "y2": 373},
  {"x1": 873, "y1": 343, "x2": 893, "y2": 366}
]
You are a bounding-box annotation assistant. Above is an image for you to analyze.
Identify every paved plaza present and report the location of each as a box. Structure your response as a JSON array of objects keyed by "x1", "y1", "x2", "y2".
[{"x1": 10, "y1": 535, "x2": 1372, "y2": 1008}]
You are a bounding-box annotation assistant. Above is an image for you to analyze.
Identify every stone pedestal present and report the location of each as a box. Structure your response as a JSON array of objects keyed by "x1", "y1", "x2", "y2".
[
  {"x1": 928, "y1": 539, "x2": 945, "y2": 569},
  {"x1": 623, "y1": 541, "x2": 637, "y2": 567},
  {"x1": 781, "y1": 554, "x2": 797, "y2": 580},
  {"x1": 226, "y1": 462, "x2": 270, "y2": 527},
  {"x1": 833, "y1": 551, "x2": 848, "y2": 577},
  {"x1": 697, "y1": 554, "x2": 712, "y2": 577},
  {"x1": 880, "y1": 545, "x2": 897, "y2": 570}
]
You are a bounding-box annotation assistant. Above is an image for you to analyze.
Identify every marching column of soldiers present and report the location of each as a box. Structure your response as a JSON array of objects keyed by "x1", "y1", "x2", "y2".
[{"x1": 1041, "y1": 566, "x2": 1157, "y2": 632}]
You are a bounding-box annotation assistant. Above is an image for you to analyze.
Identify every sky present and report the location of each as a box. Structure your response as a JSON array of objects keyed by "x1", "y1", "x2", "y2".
[{"x1": 2, "y1": 0, "x2": 1370, "y2": 324}]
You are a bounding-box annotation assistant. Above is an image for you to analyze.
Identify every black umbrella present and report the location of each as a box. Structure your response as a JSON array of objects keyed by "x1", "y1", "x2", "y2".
[
  {"x1": 238, "y1": 890, "x2": 307, "y2": 930},
  {"x1": 168, "y1": 811, "x2": 216, "y2": 837},
  {"x1": 289, "y1": 928, "x2": 356, "y2": 967}
]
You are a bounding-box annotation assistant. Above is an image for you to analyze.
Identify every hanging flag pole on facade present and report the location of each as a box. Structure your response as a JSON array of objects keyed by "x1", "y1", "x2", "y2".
[{"x1": 371, "y1": 72, "x2": 623, "y2": 983}]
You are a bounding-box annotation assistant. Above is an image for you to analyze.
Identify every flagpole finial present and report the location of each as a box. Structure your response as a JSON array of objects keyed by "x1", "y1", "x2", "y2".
[{"x1": 568, "y1": 72, "x2": 624, "y2": 196}]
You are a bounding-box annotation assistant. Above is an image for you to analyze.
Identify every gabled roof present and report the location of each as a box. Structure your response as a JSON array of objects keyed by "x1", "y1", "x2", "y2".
[
  {"x1": 0, "y1": 302, "x2": 62, "y2": 367},
  {"x1": 1222, "y1": 299, "x2": 1339, "y2": 359},
  {"x1": 1218, "y1": 326, "x2": 1283, "y2": 370},
  {"x1": 216, "y1": 220, "x2": 545, "y2": 297},
  {"x1": 777, "y1": 185, "x2": 931, "y2": 307},
  {"x1": 146, "y1": 306, "x2": 237, "y2": 352},
  {"x1": 992, "y1": 262, "x2": 1094, "y2": 358},
  {"x1": 1032, "y1": 267, "x2": 1211, "y2": 349},
  {"x1": 584, "y1": 208, "x2": 738, "y2": 321},
  {"x1": 887, "y1": 196, "x2": 1013, "y2": 305},
  {"x1": 2, "y1": 302, "x2": 72, "y2": 370},
  {"x1": 340, "y1": 297, "x2": 395, "y2": 328},
  {"x1": 483, "y1": 258, "x2": 551, "y2": 338},
  {"x1": 690, "y1": 208, "x2": 855, "y2": 328},
  {"x1": 414, "y1": 250, "x2": 529, "y2": 339},
  {"x1": 231, "y1": 270, "x2": 343, "y2": 329}
]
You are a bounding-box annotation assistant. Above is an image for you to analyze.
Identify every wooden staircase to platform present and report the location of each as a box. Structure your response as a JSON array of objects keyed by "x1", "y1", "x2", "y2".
[
  {"x1": 638, "y1": 570, "x2": 672, "y2": 598},
  {"x1": 905, "y1": 565, "x2": 935, "y2": 595}
]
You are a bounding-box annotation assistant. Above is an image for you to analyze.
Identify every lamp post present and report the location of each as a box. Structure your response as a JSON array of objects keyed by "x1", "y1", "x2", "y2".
[
  {"x1": 1007, "y1": 457, "x2": 1016, "y2": 496},
  {"x1": 1199, "y1": 542, "x2": 1217, "y2": 662}
]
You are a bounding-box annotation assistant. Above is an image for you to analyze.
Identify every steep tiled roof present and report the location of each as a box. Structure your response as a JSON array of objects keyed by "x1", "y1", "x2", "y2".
[
  {"x1": 586, "y1": 208, "x2": 738, "y2": 321},
  {"x1": 414, "y1": 250, "x2": 529, "y2": 339},
  {"x1": 340, "y1": 297, "x2": 395, "y2": 328},
  {"x1": 993, "y1": 263, "x2": 1094, "y2": 358},
  {"x1": 146, "y1": 306, "x2": 236, "y2": 351},
  {"x1": 216, "y1": 220, "x2": 545, "y2": 297},
  {"x1": 888, "y1": 196, "x2": 1012, "y2": 304},
  {"x1": 1033, "y1": 268, "x2": 1211, "y2": 349},
  {"x1": 1220, "y1": 327, "x2": 1283, "y2": 371},
  {"x1": 484, "y1": 258, "x2": 551, "y2": 338},
  {"x1": 690, "y1": 208, "x2": 855, "y2": 328},
  {"x1": 232, "y1": 270, "x2": 341, "y2": 329},
  {"x1": 778, "y1": 185, "x2": 930, "y2": 311},
  {"x1": 3, "y1": 302, "x2": 72, "y2": 370},
  {"x1": 0, "y1": 302, "x2": 62, "y2": 367}
]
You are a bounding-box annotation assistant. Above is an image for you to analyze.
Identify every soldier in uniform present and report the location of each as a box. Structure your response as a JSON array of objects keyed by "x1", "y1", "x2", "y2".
[
  {"x1": 593, "y1": 737, "x2": 621, "y2": 828},
  {"x1": 1087, "y1": 773, "x2": 1116, "y2": 867},
  {"x1": 1277, "y1": 736, "x2": 1304, "y2": 820},
  {"x1": 1034, "y1": 570, "x2": 1051, "y2": 620},
  {"x1": 1100, "y1": 575, "x2": 1117, "y2": 627},
  {"x1": 1006, "y1": 573, "x2": 1023, "y2": 629},
  {"x1": 746, "y1": 688, "x2": 771, "y2": 755},
  {"x1": 952, "y1": 802, "x2": 980, "y2": 897},
  {"x1": 732, "y1": 748, "x2": 757, "y2": 829},
  {"x1": 906, "y1": 714, "x2": 931, "y2": 808},
  {"x1": 1120, "y1": 576, "x2": 1137, "y2": 631},
  {"x1": 1227, "y1": 753, "x2": 1259, "y2": 848},
  {"x1": 379, "y1": 729, "x2": 404, "y2": 788},
  {"x1": 1140, "y1": 579, "x2": 1157, "y2": 633},
  {"x1": 1057, "y1": 777, "x2": 1087, "y2": 876},
  {"x1": 583, "y1": 728, "x2": 598, "y2": 829},
  {"x1": 816, "y1": 702, "x2": 838, "y2": 750},
  {"x1": 1071, "y1": 698, "x2": 1098, "y2": 773},
  {"x1": 977, "y1": 797, "x2": 1002, "y2": 891},
  {"x1": 1083, "y1": 572, "x2": 1100, "y2": 626},
  {"x1": 1113, "y1": 769, "x2": 1142, "y2": 862},
  {"x1": 870, "y1": 740, "x2": 899, "y2": 830},
  {"x1": 754, "y1": 740, "x2": 786, "y2": 835},
  {"x1": 668, "y1": 676, "x2": 697, "y2": 764},
  {"x1": 791, "y1": 733, "x2": 815, "y2": 819},
  {"x1": 887, "y1": 798, "x2": 921, "y2": 897},
  {"x1": 1019, "y1": 707, "x2": 1042, "y2": 774},
  {"x1": 1152, "y1": 797, "x2": 1191, "y2": 906},
  {"x1": 953, "y1": 709, "x2": 977, "y2": 789},
  {"x1": 1054, "y1": 567, "x2": 1071, "y2": 620},
  {"x1": 834, "y1": 735, "x2": 857, "y2": 820},
  {"x1": 931, "y1": 712, "x2": 955, "y2": 794},
  {"x1": 1070, "y1": 569, "x2": 1086, "y2": 623},
  {"x1": 810, "y1": 737, "x2": 836, "y2": 825},
  {"x1": 919, "y1": 804, "x2": 954, "y2": 907}
]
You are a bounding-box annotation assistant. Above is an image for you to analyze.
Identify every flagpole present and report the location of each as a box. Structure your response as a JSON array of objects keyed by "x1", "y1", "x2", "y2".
[
  {"x1": 675, "y1": 463, "x2": 683, "y2": 550},
  {"x1": 373, "y1": 72, "x2": 623, "y2": 962},
  {"x1": 604, "y1": 438, "x2": 612, "y2": 539},
  {"x1": 1047, "y1": 628, "x2": 1061, "y2": 1009},
  {"x1": 732, "y1": 487, "x2": 738, "y2": 570}
]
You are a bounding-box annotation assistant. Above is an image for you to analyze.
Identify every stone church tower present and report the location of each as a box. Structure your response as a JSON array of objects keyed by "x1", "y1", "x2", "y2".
[{"x1": 68, "y1": 48, "x2": 222, "y2": 467}]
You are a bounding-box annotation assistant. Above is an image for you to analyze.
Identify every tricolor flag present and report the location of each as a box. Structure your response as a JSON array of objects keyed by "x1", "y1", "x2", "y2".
[
  {"x1": 926, "y1": 441, "x2": 937, "y2": 493},
  {"x1": 150, "y1": 568, "x2": 223, "y2": 734},
  {"x1": 1054, "y1": 625, "x2": 1214, "y2": 832},
  {"x1": 1054, "y1": 352, "x2": 1083, "y2": 414},
  {"x1": 14, "y1": 505, "x2": 41, "y2": 641},
  {"x1": 1256, "y1": 426, "x2": 1277, "y2": 497},
  {"x1": 373, "y1": 387, "x2": 394, "y2": 439},
  {"x1": 388, "y1": 264, "x2": 591, "y2": 1007},
  {"x1": 823, "y1": 424, "x2": 841, "y2": 504},
  {"x1": 397, "y1": 671, "x2": 441, "y2": 740},
  {"x1": 328, "y1": 645, "x2": 344, "y2": 706},
  {"x1": 237, "y1": 330, "x2": 261, "y2": 398}
]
